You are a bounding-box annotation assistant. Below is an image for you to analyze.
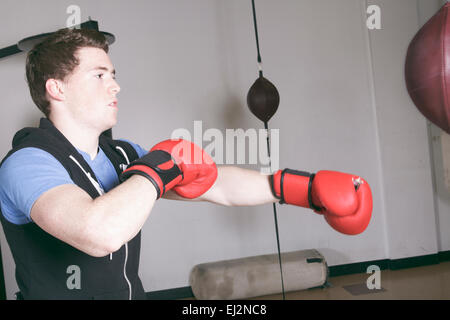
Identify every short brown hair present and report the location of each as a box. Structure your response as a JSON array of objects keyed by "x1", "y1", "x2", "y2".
[{"x1": 25, "y1": 28, "x2": 109, "y2": 117}]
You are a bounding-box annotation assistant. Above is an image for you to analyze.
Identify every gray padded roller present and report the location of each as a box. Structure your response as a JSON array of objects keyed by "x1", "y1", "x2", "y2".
[{"x1": 189, "y1": 249, "x2": 328, "y2": 300}]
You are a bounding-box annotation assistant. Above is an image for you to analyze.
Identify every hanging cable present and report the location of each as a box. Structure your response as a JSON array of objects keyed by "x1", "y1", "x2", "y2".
[{"x1": 250, "y1": 0, "x2": 286, "y2": 300}]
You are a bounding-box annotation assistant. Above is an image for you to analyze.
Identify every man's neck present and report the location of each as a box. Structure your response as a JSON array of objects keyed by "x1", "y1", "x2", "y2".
[{"x1": 50, "y1": 117, "x2": 101, "y2": 160}]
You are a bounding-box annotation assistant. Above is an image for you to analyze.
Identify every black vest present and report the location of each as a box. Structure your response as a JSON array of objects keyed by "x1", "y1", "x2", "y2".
[{"x1": 0, "y1": 118, "x2": 146, "y2": 300}]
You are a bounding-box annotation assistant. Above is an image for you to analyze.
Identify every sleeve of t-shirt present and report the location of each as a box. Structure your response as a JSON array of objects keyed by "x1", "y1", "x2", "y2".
[
  {"x1": 0, "y1": 148, "x2": 74, "y2": 225},
  {"x1": 118, "y1": 139, "x2": 148, "y2": 158}
]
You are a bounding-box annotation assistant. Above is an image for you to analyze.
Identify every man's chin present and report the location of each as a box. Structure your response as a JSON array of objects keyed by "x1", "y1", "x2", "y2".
[{"x1": 100, "y1": 118, "x2": 117, "y2": 135}]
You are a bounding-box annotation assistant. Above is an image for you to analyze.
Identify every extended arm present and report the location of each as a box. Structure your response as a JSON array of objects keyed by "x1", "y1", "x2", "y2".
[
  {"x1": 164, "y1": 166, "x2": 278, "y2": 207},
  {"x1": 166, "y1": 165, "x2": 373, "y2": 235}
]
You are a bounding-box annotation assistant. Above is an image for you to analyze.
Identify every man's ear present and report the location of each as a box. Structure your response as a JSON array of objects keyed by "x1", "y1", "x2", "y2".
[{"x1": 45, "y1": 78, "x2": 65, "y2": 102}]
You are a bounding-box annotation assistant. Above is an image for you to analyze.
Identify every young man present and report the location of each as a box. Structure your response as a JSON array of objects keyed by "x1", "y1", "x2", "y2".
[{"x1": 0, "y1": 28, "x2": 372, "y2": 299}]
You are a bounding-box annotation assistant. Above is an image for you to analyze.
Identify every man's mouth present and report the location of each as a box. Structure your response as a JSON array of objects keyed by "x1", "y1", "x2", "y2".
[{"x1": 108, "y1": 100, "x2": 118, "y2": 108}]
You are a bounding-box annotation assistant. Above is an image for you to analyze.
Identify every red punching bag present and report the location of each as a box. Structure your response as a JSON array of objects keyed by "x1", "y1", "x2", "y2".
[{"x1": 405, "y1": 3, "x2": 450, "y2": 134}]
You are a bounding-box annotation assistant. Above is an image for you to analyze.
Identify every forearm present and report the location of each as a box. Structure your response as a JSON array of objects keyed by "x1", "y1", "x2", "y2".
[
  {"x1": 198, "y1": 166, "x2": 278, "y2": 206},
  {"x1": 31, "y1": 175, "x2": 157, "y2": 257},
  {"x1": 87, "y1": 175, "x2": 157, "y2": 253}
]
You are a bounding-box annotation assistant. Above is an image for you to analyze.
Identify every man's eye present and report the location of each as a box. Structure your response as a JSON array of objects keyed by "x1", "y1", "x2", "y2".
[{"x1": 96, "y1": 74, "x2": 104, "y2": 79}]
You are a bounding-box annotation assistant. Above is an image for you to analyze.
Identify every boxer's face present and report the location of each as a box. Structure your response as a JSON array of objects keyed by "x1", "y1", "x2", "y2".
[{"x1": 62, "y1": 46, "x2": 120, "y2": 132}]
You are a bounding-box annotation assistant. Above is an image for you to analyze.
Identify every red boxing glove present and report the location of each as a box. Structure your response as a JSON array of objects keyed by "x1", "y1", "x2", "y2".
[
  {"x1": 121, "y1": 139, "x2": 217, "y2": 199},
  {"x1": 150, "y1": 139, "x2": 217, "y2": 199},
  {"x1": 271, "y1": 169, "x2": 372, "y2": 235}
]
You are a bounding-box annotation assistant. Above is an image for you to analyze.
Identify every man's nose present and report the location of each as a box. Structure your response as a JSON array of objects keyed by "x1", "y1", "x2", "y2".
[{"x1": 110, "y1": 79, "x2": 121, "y2": 94}]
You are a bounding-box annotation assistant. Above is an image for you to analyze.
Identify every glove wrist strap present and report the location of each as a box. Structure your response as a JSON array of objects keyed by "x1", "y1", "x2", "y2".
[
  {"x1": 307, "y1": 173, "x2": 322, "y2": 212},
  {"x1": 271, "y1": 169, "x2": 322, "y2": 211},
  {"x1": 120, "y1": 150, "x2": 182, "y2": 199}
]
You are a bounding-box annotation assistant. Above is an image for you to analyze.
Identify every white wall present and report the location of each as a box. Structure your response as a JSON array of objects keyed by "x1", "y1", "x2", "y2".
[
  {"x1": 0, "y1": 0, "x2": 448, "y2": 299},
  {"x1": 433, "y1": 0, "x2": 450, "y2": 253}
]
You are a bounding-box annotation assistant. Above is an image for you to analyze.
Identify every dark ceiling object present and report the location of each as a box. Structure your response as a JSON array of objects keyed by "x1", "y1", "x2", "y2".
[
  {"x1": 0, "y1": 44, "x2": 21, "y2": 58},
  {"x1": 0, "y1": 20, "x2": 115, "y2": 59}
]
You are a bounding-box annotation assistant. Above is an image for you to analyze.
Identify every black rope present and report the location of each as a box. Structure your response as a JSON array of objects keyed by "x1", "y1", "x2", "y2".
[
  {"x1": 251, "y1": 0, "x2": 285, "y2": 300},
  {"x1": 264, "y1": 120, "x2": 285, "y2": 300},
  {"x1": 251, "y1": 0, "x2": 263, "y2": 78}
]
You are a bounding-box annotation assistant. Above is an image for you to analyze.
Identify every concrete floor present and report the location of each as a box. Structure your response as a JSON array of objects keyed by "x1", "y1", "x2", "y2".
[{"x1": 249, "y1": 261, "x2": 450, "y2": 300}]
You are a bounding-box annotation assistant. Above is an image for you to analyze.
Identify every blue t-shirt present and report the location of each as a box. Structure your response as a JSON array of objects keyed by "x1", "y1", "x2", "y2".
[{"x1": 0, "y1": 139, "x2": 147, "y2": 225}]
